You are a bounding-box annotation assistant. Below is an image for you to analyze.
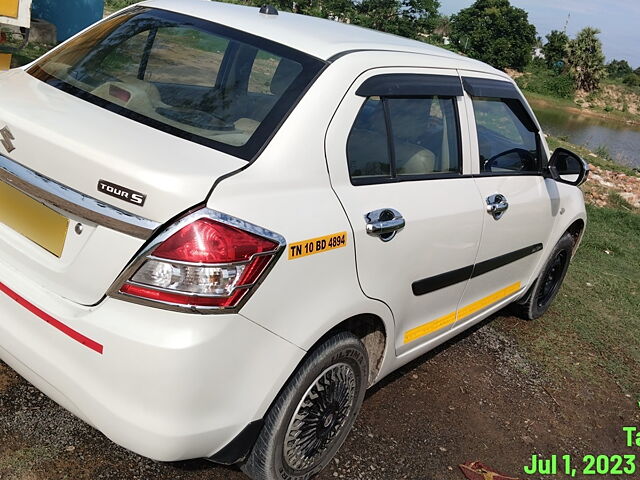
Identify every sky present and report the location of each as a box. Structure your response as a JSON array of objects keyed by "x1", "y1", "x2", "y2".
[{"x1": 440, "y1": 0, "x2": 640, "y2": 68}]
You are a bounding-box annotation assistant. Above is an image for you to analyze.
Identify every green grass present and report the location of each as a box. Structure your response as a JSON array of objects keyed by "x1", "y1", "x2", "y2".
[
  {"x1": 10, "y1": 43, "x2": 51, "y2": 68},
  {"x1": 524, "y1": 91, "x2": 578, "y2": 110},
  {"x1": 104, "y1": 0, "x2": 142, "y2": 14},
  {"x1": 523, "y1": 89, "x2": 640, "y2": 126},
  {"x1": 516, "y1": 64, "x2": 576, "y2": 99},
  {"x1": 497, "y1": 204, "x2": 640, "y2": 397},
  {"x1": 518, "y1": 63, "x2": 640, "y2": 125},
  {"x1": 0, "y1": 446, "x2": 53, "y2": 476}
]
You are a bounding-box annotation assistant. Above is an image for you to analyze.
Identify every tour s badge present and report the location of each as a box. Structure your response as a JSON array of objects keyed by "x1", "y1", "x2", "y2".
[{"x1": 98, "y1": 180, "x2": 147, "y2": 207}]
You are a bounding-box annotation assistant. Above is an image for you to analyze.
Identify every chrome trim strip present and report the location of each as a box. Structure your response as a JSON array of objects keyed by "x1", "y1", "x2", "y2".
[
  {"x1": 107, "y1": 208, "x2": 286, "y2": 314},
  {"x1": 145, "y1": 255, "x2": 252, "y2": 269},
  {"x1": 115, "y1": 291, "x2": 237, "y2": 313},
  {"x1": 0, "y1": 154, "x2": 160, "y2": 239},
  {"x1": 124, "y1": 280, "x2": 256, "y2": 298}
]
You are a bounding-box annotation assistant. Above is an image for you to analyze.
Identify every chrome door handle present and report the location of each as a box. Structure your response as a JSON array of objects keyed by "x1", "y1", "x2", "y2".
[
  {"x1": 365, "y1": 208, "x2": 405, "y2": 241},
  {"x1": 486, "y1": 194, "x2": 509, "y2": 220}
]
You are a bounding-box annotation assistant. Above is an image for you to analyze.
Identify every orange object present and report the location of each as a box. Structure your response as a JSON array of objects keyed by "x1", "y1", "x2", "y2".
[
  {"x1": 0, "y1": 0, "x2": 20, "y2": 18},
  {"x1": 459, "y1": 461, "x2": 524, "y2": 480},
  {"x1": 0, "y1": 53, "x2": 11, "y2": 71}
]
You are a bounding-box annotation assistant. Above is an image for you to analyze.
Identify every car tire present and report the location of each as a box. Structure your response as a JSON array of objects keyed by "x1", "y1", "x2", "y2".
[
  {"x1": 511, "y1": 232, "x2": 574, "y2": 320},
  {"x1": 241, "y1": 332, "x2": 369, "y2": 480}
]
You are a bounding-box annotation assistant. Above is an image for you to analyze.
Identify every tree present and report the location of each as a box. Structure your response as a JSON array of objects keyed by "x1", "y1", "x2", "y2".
[
  {"x1": 623, "y1": 74, "x2": 640, "y2": 87},
  {"x1": 606, "y1": 59, "x2": 633, "y2": 78},
  {"x1": 351, "y1": 0, "x2": 441, "y2": 39},
  {"x1": 449, "y1": 0, "x2": 536, "y2": 71},
  {"x1": 433, "y1": 14, "x2": 452, "y2": 37},
  {"x1": 566, "y1": 27, "x2": 606, "y2": 92},
  {"x1": 269, "y1": 0, "x2": 440, "y2": 39},
  {"x1": 543, "y1": 30, "x2": 569, "y2": 69}
]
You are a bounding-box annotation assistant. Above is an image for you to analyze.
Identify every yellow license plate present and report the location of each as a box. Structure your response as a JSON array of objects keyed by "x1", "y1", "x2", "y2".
[
  {"x1": 0, "y1": 181, "x2": 69, "y2": 257},
  {"x1": 0, "y1": 0, "x2": 19, "y2": 18}
]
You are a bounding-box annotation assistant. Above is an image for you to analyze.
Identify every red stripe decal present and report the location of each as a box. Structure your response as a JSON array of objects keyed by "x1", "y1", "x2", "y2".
[{"x1": 0, "y1": 282, "x2": 104, "y2": 354}]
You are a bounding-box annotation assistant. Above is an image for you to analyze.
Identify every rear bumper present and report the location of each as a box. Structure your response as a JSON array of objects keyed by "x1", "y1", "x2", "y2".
[{"x1": 0, "y1": 259, "x2": 304, "y2": 461}]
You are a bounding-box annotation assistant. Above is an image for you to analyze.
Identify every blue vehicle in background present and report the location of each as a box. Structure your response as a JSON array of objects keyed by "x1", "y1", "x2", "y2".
[
  {"x1": 1, "y1": 0, "x2": 104, "y2": 71},
  {"x1": 32, "y1": 0, "x2": 104, "y2": 43}
]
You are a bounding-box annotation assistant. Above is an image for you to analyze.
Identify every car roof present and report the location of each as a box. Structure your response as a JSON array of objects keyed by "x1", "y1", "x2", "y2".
[{"x1": 139, "y1": 0, "x2": 505, "y2": 76}]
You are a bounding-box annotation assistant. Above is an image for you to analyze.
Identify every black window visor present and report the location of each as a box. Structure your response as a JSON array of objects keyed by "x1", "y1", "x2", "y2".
[{"x1": 356, "y1": 74, "x2": 464, "y2": 97}]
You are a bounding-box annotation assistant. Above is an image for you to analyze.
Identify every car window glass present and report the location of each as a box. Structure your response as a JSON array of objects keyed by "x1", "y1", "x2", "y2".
[
  {"x1": 347, "y1": 97, "x2": 392, "y2": 181},
  {"x1": 472, "y1": 97, "x2": 540, "y2": 173},
  {"x1": 386, "y1": 97, "x2": 460, "y2": 176},
  {"x1": 144, "y1": 27, "x2": 228, "y2": 86},
  {"x1": 249, "y1": 51, "x2": 285, "y2": 94},
  {"x1": 99, "y1": 31, "x2": 148, "y2": 80},
  {"x1": 28, "y1": 8, "x2": 324, "y2": 159}
]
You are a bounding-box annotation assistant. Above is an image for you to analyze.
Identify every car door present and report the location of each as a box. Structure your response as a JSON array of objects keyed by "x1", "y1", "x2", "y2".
[
  {"x1": 455, "y1": 73, "x2": 557, "y2": 325},
  {"x1": 325, "y1": 68, "x2": 484, "y2": 355}
]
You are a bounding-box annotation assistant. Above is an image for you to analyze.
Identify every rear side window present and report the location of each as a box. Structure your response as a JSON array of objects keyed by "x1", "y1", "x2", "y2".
[
  {"x1": 248, "y1": 51, "x2": 303, "y2": 95},
  {"x1": 347, "y1": 95, "x2": 461, "y2": 184},
  {"x1": 346, "y1": 97, "x2": 392, "y2": 180},
  {"x1": 28, "y1": 7, "x2": 325, "y2": 161},
  {"x1": 387, "y1": 97, "x2": 460, "y2": 177},
  {"x1": 472, "y1": 97, "x2": 540, "y2": 174}
]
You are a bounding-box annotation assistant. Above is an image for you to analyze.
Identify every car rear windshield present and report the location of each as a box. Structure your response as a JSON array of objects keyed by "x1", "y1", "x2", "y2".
[{"x1": 28, "y1": 7, "x2": 325, "y2": 161}]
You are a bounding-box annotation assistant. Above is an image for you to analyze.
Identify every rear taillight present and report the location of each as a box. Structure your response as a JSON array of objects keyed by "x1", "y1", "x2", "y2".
[{"x1": 109, "y1": 209, "x2": 285, "y2": 312}]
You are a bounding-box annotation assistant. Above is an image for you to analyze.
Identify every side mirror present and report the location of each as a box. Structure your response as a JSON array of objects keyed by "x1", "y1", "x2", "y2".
[{"x1": 548, "y1": 148, "x2": 589, "y2": 186}]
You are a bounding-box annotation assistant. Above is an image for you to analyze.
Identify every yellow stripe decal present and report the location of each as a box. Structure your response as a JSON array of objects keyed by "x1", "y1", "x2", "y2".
[
  {"x1": 457, "y1": 282, "x2": 521, "y2": 321},
  {"x1": 403, "y1": 281, "x2": 521, "y2": 344},
  {"x1": 404, "y1": 311, "x2": 456, "y2": 344}
]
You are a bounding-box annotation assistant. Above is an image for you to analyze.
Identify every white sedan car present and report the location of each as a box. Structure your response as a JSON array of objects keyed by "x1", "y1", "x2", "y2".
[{"x1": 0, "y1": 1, "x2": 587, "y2": 479}]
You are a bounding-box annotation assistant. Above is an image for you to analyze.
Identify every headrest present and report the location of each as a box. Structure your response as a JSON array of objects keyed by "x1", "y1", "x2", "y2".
[
  {"x1": 270, "y1": 58, "x2": 302, "y2": 96},
  {"x1": 390, "y1": 100, "x2": 429, "y2": 142}
]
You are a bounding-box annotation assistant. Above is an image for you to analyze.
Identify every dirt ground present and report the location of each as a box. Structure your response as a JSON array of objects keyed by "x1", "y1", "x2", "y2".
[
  {"x1": 1, "y1": 316, "x2": 638, "y2": 480},
  {"x1": 584, "y1": 163, "x2": 640, "y2": 209}
]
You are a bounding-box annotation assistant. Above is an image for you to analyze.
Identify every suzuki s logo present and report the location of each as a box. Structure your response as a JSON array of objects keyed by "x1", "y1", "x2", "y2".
[
  {"x1": 98, "y1": 180, "x2": 147, "y2": 207},
  {"x1": 0, "y1": 126, "x2": 15, "y2": 153}
]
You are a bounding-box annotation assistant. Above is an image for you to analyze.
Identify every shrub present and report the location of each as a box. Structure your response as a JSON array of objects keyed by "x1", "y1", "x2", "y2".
[
  {"x1": 517, "y1": 68, "x2": 575, "y2": 99},
  {"x1": 622, "y1": 74, "x2": 640, "y2": 87},
  {"x1": 529, "y1": 57, "x2": 546, "y2": 70}
]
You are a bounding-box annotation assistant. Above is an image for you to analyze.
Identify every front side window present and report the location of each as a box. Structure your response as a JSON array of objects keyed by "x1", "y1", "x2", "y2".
[
  {"x1": 347, "y1": 95, "x2": 461, "y2": 184},
  {"x1": 472, "y1": 97, "x2": 540, "y2": 173},
  {"x1": 28, "y1": 7, "x2": 325, "y2": 160}
]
